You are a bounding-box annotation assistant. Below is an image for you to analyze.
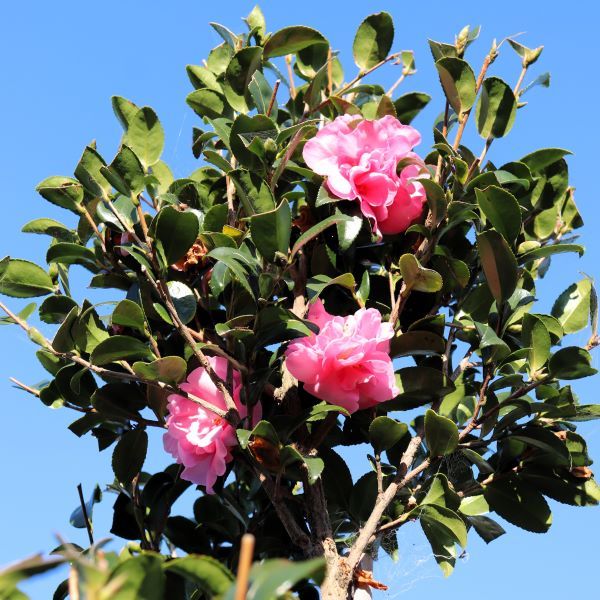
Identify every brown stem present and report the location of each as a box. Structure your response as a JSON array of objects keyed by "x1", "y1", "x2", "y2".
[
  {"x1": 266, "y1": 80, "x2": 281, "y2": 118},
  {"x1": 346, "y1": 435, "x2": 428, "y2": 573},
  {"x1": 0, "y1": 301, "x2": 227, "y2": 420},
  {"x1": 459, "y1": 369, "x2": 493, "y2": 440},
  {"x1": 9, "y1": 377, "x2": 41, "y2": 397},
  {"x1": 336, "y1": 52, "x2": 402, "y2": 98},
  {"x1": 79, "y1": 205, "x2": 106, "y2": 253},
  {"x1": 226, "y1": 156, "x2": 238, "y2": 227},
  {"x1": 285, "y1": 55, "x2": 296, "y2": 99}
]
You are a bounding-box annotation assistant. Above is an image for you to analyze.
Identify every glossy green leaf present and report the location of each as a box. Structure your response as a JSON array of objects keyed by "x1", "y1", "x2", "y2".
[
  {"x1": 112, "y1": 299, "x2": 146, "y2": 334},
  {"x1": 263, "y1": 26, "x2": 327, "y2": 58},
  {"x1": 475, "y1": 77, "x2": 517, "y2": 138},
  {"x1": 477, "y1": 230, "x2": 518, "y2": 304},
  {"x1": 475, "y1": 186, "x2": 522, "y2": 244},
  {"x1": 369, "y1": 416, "x2": 408, "y2": 453},
  {"x1": 435, "y1": 57, "x2": 476, "y2": 115},
  {"x1": 549, "y1": 346, "x2": 597, "y2": 380},
  {"x1": 36, "y1": 176, "x2": 84, "y2": 213},
  {"x1": 0, "y1": 258, "x2": 55, "y2": 298},
  {"x1": 164, "y1": 556, "x2": 234, "y2": 595},
  {"x1": 133, "y1": 357, "x2": 188, "y2": 385},
  {"x1": 551, "y1": 279, "x2": 592, "y2": 334},
  {"x1": 399, "y1": 254, "x2": 443, "y2": 293},
  {"x1": 167, "y1": 281, "x2": 197, "y2": 324},
  {"x1": 90, "y1": 335, "x2": 154, "y2": 365},
  {"x1": 484, "y1": 476, "x2": 552, "y2": 533},
  {"x1": 353, "y1": 12, "x2": 394, "y2": 70},
  {"x1": 250, "y1": 200, "x2": 292, "y2": 262},
  {"x1": 425, "y1": 409, "x2": 459, "y2": 456},
  {"x1": 153, "y1": 206, "x2": 200, "y2": 266},
  {"x1": 123, "y1": 106, "x2": 164, "y2": 168}
]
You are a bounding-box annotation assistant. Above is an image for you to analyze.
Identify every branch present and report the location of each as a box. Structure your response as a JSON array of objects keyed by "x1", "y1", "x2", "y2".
[
  {"x1": 76, "y1": 483, "x2": 94, "y2": 546},
  {"x1": 452, "y1": 49, "x2": 495, "y2": 151},
  {"x1": 347, "y1": 435, "x2": 429, "y2": 572},
  {"x1": 0, "y1": 301, "x2": 228, "y2": 421},
  {"x1": 458, "y1": 369, "x2": 493, "y2": 441}
]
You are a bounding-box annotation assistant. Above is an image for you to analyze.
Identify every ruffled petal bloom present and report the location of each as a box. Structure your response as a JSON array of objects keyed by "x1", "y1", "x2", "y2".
[
  {"x1": 163, "y1": 356, "x2": 261, "y2": 493},
  {"x1": 302, "y1": 115, "x2": 428, "y2": 237},
  {"x1": 285, "y1": 299, "x2": 398, "y2": 413}
]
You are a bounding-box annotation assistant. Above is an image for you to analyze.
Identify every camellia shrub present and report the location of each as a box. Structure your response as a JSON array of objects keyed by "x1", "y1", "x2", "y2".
[{"x1": 1, "y1": 7, "x2": 599, "y2": 599}]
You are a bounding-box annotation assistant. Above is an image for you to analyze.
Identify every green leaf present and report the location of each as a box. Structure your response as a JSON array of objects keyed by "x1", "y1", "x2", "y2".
[
  {"x1": 52, "y1": 306, "x2": 79, "y2": 353},
  {"x1": 167, "y1": 281, "x2": 197, "y2": 324},
  {"x1": 352, "y1": 12, "x2": 394, "y2": 70},
  {"x1": 186, "y1": 89, "x2": 232, "y2": 120},
  {"x1": 435, "y1": 57, "x2": 476, "y2": 115},
  {"x1": 523, "y1": 314, "x2": 551, "y2": 373},
  {"x1": 112, "y1": 299, "x2": 146, "y2": 334},
  {"x1": 112, "y1": 429, "x2": 148, "y2": 486},
  {"x1": 46, "y1": 243, "x2": 98, "y2": 272},
  {"x1": 521, "y1": 471, "x2": 600, "y2": 506},
  {"x1": 230, "y1": 114, "x2": 277, "y2": 170},
  {"x1": 421, "y1": 474, "x2": 460, "y2": 511},
  {"x1": 36, "y1": 176, "x2": 84, "y2": 213},
  {"x1": 508, "y1": 39, "x2": 544, "y2": 67},
  {"x1": 390, "y1": 330, "x2": 446, "y2": 358},
  {"x1": 420, "y1": 179, "x2": 447, "y2": 226},
  {"x1": 38, "y1": 295, "x2": 77, "y2": 324},
  {"x1": 226, "y1": 558, "x2": 325, "y2": 600},
  {"x1": 551, "y1": 279, "x2": 592, "y2": 334},
  {"x1": 250, "y1": 200, "x2": 292, "y2": 262},
  {"x1": 112, "y1": 95, "x2": 139, "y2": 130},
  {"x1": 132, "y1": 356, "x2": 187, "y2": 385},
  {"x1": 224, "y1": 47, "x2": 263, "y2": 112},
  {"x1": 22, "y1": 218, "x2": 76, "y2": 242},
  {"x1": 565, "y1": 405, "x2": 600, "y2": 422},
  {"x1": 290, "y1": 213, "x2": 352, "y2": 258},
  {"x1": 263, "y1": 26, "x2": 327, "y2": 58},
  {"x1": 75, "y1": 145, "x2": 112, "y2": 197},
  {"x1": 399, "y1": 254, "x2": 443, "y2": 293},
  {"x1": 368, "y1": 416, "x2": 408, "y2": 453},
  {"x1": 519, "y1": 243, "x2": 584, "y2": 263},
  {"x1": 475, "y1": 77, "x2": 518, "y2": 138},
  {"x1": 425, "y1": 409, "x2": 459, "y2": 456},
  {"x1": 393, "y1": 92, "x2": 431, "y2": 124},
  {"x1": 349, "y1": 472, "x2": 378, "y2": 522},
  {"x1": 153, "y1": 206, "x2": 199, "y2": 266},
  {"x1": 520, "y1": 148, "x2": 572, "y2": 173},
  {"x1": 123, "y1": 106, "x2": 165, "y2": 168},
  {"x1": 467, "y1": 515, "x2": 506, "y2": 543},
  {"x1": 91, "y1": 335, "x2": 154, "y2": 365},
  {"x1": 475, "y1": 186, "x2": 522, "y2": 244},
  {"x1": 163, "y1": 556, "x2": 234, "y2": 595},
  {"x1": 0, "y1": 258, "x2": 54, "y2": 298},
  {"x1": 510, "y1": 426, "x2": 571, "y2": 465},
  {"x1": 107, "y1": 554, "x2": 165, "y2": 600},
  {"x1": 229, "y1": 169, "x2": 276, "y2": 215},
  {"x1": 385, "y1": 367, "x2": 455, "y2": 410},
  {"x1": 419, "y1": 504, "x2": 467, "y2": 548},
  {"x1": 101, "y1": 145, "x2": 145, "y2": 195},
  {"x1": 207, "y1": 248, "x2": 255, "y2": 297},
  {"x1": 477, "y1": 230, "x2": 518, "y2": 305},
  {"x1": 484, "y1": 475, "x2": 552, "y2": 533},
  {"x1": 549, "y1": 347, "x2": 597, "y2": 380}
]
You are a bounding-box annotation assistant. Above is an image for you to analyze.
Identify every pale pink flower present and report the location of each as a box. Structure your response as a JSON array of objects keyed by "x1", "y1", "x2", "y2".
[
  {"x1": 302, "y1": 115, "x2": 428, "y2": 237},
  {"x1": 285, "y1": 299, "x2": 399, "y2": 413},
  {"x1": 163, "y1": 356, "x2": 260, "y2": 492}
]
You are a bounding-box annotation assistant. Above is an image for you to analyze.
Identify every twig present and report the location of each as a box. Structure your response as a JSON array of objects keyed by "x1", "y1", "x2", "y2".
[
  {"x1": 266, "y1": 80, "x2": 281, "y2": 117},
  {"x1": 347, "y1": 435, "x2": 428, "y2": 572},
  {"x1": 234, "y1": 534, "x2": 255, "y2": 600},
  {"x1": 0, "y1": 301, "x2": 227, "y2": 420},
  {"x1": 335, "y1": 52, "x2": 403, "y2": 98},
  {"x1": 226, "y1": 156, "x2": 238, "y2": 226},
  {"x1": 459, "y1": 369, "x2": 493, "y2": 440},
  {"x1": 79, "y1": 205, "x2": 106, "y2": 253},
  {"x1": 285, "y1": 55, "x2": 296, "y2": 99},
  {"x1": 386, "y1": 73, "x2": 406, "y2": 97},
  {"x1": 9, "y1": 377, "x2": 40, "y2": 397},
  {"x1": 76, "y1": 483, "x2": 94, "y2": 546},
  {"x1": 452, "y1": 51, "x2": 495, "y2": 151}
]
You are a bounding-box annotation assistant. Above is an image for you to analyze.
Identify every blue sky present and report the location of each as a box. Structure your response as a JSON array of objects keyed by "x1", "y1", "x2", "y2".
[{"x1": 0, "y1": 1, "x2": 599, "y2": 597}]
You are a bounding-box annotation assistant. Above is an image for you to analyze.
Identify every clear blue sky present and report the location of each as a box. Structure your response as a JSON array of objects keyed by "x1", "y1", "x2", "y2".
[{"x1": 1, "y1": 1, "x2": 599, "y2": 598}]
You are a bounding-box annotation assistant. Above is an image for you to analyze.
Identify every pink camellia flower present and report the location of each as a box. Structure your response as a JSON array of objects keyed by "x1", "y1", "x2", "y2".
[
  {"x1": 285, "y1": 299, "x2": 399, "y2": 413},
  {"x1": 163, "y1": 356, "x2": 260, "y2": 493},
  {"x1": 302, "y1": 114, "x2": 428, "y2": 237}
]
